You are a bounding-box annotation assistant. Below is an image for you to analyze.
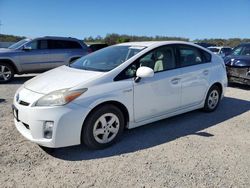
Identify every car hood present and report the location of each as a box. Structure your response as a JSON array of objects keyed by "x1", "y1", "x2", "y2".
[
  {"x1": 0, "y1": 48, "x2": 17, "y2": 53},
  {"x1": 24, "y1": 66, "x2": 105, "y2": 94},
  {"x1": 224, "y1": 55, "x2": 250, "y2": 67}
]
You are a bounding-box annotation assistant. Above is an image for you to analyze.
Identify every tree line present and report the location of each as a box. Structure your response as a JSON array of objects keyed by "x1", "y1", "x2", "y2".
[
  {"x1": 0, "y1": 34, "x2": 25, "y2": 42},
  {"x1": 84, "y1": 34, "x2": 250, "y2": 47},
  {"x1": 1, "y1": 33, "x2": 250, "y2": 47}
]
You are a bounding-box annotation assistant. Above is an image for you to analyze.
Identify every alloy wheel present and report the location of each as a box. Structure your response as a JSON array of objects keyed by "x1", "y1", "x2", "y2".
[
  {"x1": 207, "y1": 90, "x2": 219, "y2": 110},
  {"x1": 0, "y1": 65, "x2": 12, "y2": 81},
  {"x1": 93, "y1": 113, "x2": 120, "y2": 144}
]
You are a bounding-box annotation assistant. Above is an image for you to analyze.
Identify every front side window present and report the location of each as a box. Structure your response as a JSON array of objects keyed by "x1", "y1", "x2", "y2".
[
  {"x1": 25, "y1": 40, "x2": 38, "y2": 50},
  {"x1": 140, "y1": 46, "x2": 176, "y2": 73},
  {"x1": 70, "y1": 45, "x2": 145, "y2": 72},
  {"x1": 115, "y1": 45, "x2": 176, "y2": 80},
  {"x1": 178, "y1": 45, "x2": 204, "y2": 67}
]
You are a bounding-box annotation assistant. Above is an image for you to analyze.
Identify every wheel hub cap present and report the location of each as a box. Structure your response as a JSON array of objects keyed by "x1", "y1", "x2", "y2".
[
  {"x1": 0, "y1": 65, "x2": 12, "y2": 81},
  {"x1": 93, "y1": 113, "x2": 120, "y2": 144},
  {"x1": 208, "y1": 90, "x2": 219, "y2": 109}
]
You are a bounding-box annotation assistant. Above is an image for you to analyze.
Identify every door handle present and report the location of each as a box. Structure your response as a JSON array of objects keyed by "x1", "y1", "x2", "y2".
[
  {"x1": 203, "y1": 70, "x2": 209, "y2": 75},
  {"x1": 171, "y1": 78, "x2": 181, "y2": 85}
]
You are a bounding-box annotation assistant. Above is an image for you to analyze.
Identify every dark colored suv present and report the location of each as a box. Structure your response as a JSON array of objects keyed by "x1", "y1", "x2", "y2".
[{"x1": 224, "y1": 43, "x2": 250, "y2": 85}]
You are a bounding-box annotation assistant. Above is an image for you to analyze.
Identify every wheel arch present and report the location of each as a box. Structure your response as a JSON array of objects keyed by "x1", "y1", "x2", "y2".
[
  {"x1": 204, "y1": 82, "x2": 224, "y2": 103},
  {"x1": 0, "y1": 59, "x2": 19, "y2": 74},
  {"x1": 210, "y1": 82, "x2": 223, "y2": 97},
  {"x1": 83, "y1": 100, "x2": 130, "y2": 129}
]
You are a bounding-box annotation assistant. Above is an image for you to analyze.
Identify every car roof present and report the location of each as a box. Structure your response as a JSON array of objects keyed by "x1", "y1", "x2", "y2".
[
  {"x1": 208, "y1": 46, "x2": 231, "y2": 49},
  {"x1": 239, "y1": 43, "x2": 250, "y2": 47},
  {"x1": 116, "y1": 41, "x2": 196, "y2": 47},
  {"x1": 34, "y1": 36, "x2": 81, "y2": 41}
]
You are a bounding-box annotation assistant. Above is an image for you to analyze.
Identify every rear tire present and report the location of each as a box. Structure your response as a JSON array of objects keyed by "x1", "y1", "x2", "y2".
[
  {"x1": 82, "y1": 105, "x2": 124, "y2": 149},
  {"x1": 203, "y1": 85, "x2": 221, "y2": 112},
  {"x1": 0, "y1": 62, "x2": 15, "y2": 83}
]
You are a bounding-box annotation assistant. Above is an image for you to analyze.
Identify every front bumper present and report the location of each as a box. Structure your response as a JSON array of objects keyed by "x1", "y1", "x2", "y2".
[
  {"x1": 226, "y1": 66, "x2": 250, "y2": 85},
  {"x1": 13, "y1": 89, "x2": 91, "y2": 148}
]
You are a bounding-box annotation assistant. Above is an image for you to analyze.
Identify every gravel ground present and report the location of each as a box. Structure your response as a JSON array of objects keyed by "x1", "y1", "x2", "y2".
[{"x1": 0, "y1": 75, "x2": 250, "y2": 188}]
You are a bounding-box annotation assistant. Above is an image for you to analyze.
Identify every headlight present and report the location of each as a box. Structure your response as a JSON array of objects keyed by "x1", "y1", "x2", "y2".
[{"x1": 35, "y1": 88, "x2": 87, "y2": 106}]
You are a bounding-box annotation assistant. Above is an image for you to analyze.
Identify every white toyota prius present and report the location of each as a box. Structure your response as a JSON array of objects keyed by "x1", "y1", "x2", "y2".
[{"x1": 13, "y1": 41, "x2": 227, "y2": 149}]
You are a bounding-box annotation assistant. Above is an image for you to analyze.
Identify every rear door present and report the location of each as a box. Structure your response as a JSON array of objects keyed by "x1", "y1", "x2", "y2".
[{"x1": 176, "y1": 45, "x2": 212, "y2": 108}]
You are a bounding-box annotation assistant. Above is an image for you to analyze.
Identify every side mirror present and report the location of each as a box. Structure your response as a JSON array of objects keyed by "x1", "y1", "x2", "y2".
[
  {"x1": 135, "y1": 66, "x2": 154, "y2": 83},
  {"x1": 23, "y1": 45, "x2": 32, "y2": 51}
]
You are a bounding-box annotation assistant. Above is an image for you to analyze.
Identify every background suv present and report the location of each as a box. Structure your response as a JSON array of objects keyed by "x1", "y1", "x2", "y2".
[
  {"x1": 224, "y1": 43, "x2": 250, "y2": 85},
  {"x1": 0, "y1": 36, "x2": 89, "y2": 83}
]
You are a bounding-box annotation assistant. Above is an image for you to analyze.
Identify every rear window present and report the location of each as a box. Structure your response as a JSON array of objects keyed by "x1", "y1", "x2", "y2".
[
  {"x1": 48, "y1": 40, "x2": 82, "y2": 49},
  {"x1": 208, "y1": 48, "x2": 220, "y2": 53},
  {"x1": 221, "y1": 48, "x2": 232, "y2": 54}
]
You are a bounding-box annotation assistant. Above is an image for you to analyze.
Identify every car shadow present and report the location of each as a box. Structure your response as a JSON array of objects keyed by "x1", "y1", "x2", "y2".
[
  {"x1": 45, "y1": 96, "x2": 250, "y2": 161},
  {"x1": 228, "y1": 83, "x2": 250, "y2": 90}
]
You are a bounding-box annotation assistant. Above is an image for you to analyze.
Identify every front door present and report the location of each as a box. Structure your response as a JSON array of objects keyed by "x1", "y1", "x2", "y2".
[
  {"x1": 18, "y1": 40, "x2": 51, "y2": 72},
  {"x1": 133, "y1": 45, "x2": 182, "y2": 122}
]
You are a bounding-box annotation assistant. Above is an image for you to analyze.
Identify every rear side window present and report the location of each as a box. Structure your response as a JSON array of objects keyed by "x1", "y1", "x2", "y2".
[
  {"x1": 48, "y1": 40, "x2": 82, "y2": 49},
  {"x1": 178, "y1": 45, "x2": 211, "y2": 67},
  {"x1": 38, "y1": 40, "x2": 48, "y2": 49},
  {"x1": 66, "y1": 41, "x2": 82, "y2": 49}
]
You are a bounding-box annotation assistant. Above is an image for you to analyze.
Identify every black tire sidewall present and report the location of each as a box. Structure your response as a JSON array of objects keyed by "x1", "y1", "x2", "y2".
[
  {"x1": 0, "y1": 62, "x2": 15, "y2": 83},
  {"x1": 203, "y1": 85, "x2": 221, "y2": 112},
  {"x1": 82, "y1": 105, "x2": 125, "y2": 149}
]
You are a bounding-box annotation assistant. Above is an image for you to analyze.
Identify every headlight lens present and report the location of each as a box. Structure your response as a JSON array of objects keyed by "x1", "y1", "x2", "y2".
[{"x1": 35, "y1": 88, "x2": 87, "y2": 106}]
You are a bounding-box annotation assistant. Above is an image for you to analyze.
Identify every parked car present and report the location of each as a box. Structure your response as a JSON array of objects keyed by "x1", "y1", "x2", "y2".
[
  {"x1": 0, "y1": 36, "x2": 89, "y2": 83},
  {"x1": 13, "y1": 41, "x2": 227, "y2": 149},
  {"x1": 224, "y1": 43, "x2": 250, "y2": 85},
  {"x1": 88, "y1": 43, "x2": 108, "y2": 52},
  {"x1": 194, "y1": 42, "x2": 216, "y2": 48},
  {"x1": 208, "y1": 46, "x2": 232, "y2": 57}
]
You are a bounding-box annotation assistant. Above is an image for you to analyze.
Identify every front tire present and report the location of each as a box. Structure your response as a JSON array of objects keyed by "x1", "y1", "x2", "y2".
[
  {"x1": 0, "y1": 63, "x2": 15, "y2": 83},
  {"x1": 203, "y1": 85, "x2": 221, "y2": 112},
  {"x1": 82, "y1": 105, "x2": 125, "y2": 149}
]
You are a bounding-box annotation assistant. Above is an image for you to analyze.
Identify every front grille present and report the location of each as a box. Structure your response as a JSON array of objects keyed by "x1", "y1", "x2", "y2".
[{"x1": 19, "y1": 100, "x2": 30, "y2": 106}]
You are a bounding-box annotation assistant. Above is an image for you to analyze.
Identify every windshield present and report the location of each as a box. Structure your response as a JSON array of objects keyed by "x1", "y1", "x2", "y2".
[
  {"x1": 8, "y1": 39, "x2": 31, "y2": 49},
  {"x1": 232, "y1": 46, "x2": 250, "y2": 56},
  {"x1": 70, "y1": 45, "x2": 146, "y2": 72}
]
